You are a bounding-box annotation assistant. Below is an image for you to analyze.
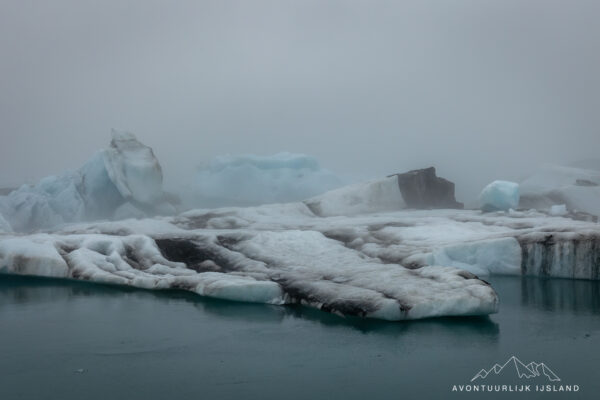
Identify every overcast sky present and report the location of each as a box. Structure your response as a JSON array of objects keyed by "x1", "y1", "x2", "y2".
[{"x1": 1, "y1": 0, "x2": 599, "y2": 201}]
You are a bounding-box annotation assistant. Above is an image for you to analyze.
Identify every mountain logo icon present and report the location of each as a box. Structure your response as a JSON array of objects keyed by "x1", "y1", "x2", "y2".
[{"x1": 471, "y1": 356, "x2": 561, "y2": 382}]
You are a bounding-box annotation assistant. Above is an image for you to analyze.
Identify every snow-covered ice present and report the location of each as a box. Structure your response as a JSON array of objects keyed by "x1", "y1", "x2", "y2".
[
  {"x1": 0, "y1": 221, "x2": 499, "y2": 320},
  {"x1": 0, "y1": 237, "x2": 69, "y2": 278},
  {"x1": 3, "y1": 193, "x2": 600, "y2": 320},
  {"x1": 479, "y1": 180, "x2": 520, "y2": 212},
  {"x1": 192, "y1": 152, "x2": 344, "y2": 207}
]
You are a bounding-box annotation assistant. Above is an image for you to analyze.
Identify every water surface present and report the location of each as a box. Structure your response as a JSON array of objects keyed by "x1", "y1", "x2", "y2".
[{"x1": 0, "y1": 275, "x2": 598, "y2": 399}]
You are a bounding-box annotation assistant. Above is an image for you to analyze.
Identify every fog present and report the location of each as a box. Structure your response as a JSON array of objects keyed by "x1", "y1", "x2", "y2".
[{"x1": 1, "y1": 0, "x2": 599, "y2": 203}]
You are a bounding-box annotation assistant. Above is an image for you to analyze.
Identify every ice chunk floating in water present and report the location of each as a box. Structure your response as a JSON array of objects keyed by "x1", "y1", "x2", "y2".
[
  {"x1": 0, "y1": 209, "x2": 502, "y2": 320},
  {"x1": 479, "y1": 180, "x2": 520, "y2": 212}
]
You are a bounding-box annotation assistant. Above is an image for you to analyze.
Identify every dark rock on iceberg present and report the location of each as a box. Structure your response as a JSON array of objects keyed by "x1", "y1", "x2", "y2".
[{"x1": 392, "y1": 167, "x2": 463, "y2": 209}]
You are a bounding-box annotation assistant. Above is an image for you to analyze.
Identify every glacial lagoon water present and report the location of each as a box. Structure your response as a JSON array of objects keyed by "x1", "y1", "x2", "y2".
[{"x1": 0, "y1": 275, "x2": 599, "y2": 400}]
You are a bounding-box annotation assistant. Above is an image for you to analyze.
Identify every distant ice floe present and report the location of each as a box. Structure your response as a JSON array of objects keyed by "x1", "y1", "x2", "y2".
[
  {"x1": 192, "y1": 152, "x2": 344, "y2": 207},
  {"x1": 520, "y1": 164, "x2": 600, "y2": 217},
  {"x1": 0, "y1": 130, "x2": 173, "y2": 232}
]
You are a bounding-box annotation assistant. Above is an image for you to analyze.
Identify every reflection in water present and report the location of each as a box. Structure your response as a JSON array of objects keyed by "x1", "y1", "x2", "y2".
[
  {"x1": 4, "y1": 273, "x2": 600, "y2": 324},
  {"x1": 284, "y1": 305, "x2": 499, "y2": 338},
  {"x1": 0, "y1": 275, "x2": 290, "y2": 324},
  {"x1": 519, "y1": 276, "x2": 600, "y2": 314},
  {"x1": 0, "y1": 274, "x2": 499, "y2": 340}
]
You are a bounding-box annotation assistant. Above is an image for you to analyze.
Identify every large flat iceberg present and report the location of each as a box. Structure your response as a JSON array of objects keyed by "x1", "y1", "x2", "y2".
[
  {"x1": 3, "y1": 194, "x2": 600, "y2": 320},
  {"x1": 0, "y1": 213, "x2": 499, "y2": 320}
]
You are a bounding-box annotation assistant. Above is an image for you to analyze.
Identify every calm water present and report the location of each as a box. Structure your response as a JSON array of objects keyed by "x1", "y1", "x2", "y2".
[{"x1": 1, "y1": 275, "x2": 599, "y2": 400}]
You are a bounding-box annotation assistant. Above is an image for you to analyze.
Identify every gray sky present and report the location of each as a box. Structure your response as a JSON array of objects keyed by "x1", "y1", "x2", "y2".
[{"x1": 1, "y1": 0, "x2": 599, "y2": 202}]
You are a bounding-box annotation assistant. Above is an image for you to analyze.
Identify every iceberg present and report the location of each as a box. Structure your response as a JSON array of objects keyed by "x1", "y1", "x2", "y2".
[
  {"x1": 520, "y1": 164, "x2": 600, "y2": 217},
  {"x1": 2, "y1": 156, "x2": 600, "y2": 320},
  {"x1": 103, "y1": 130, "x2": 165, "y2": 206},
  {"x1": 2, "y1": 183, "x2": 600, "y2": 320},
  {"x1": 393, "y1": 167, "x2": 463, "y2": 209},
  {"x1": 0, "y1": 217, "x2": 499, "y2": 320},
  {"x1": 0, "y1": 130, "x2": 171, "y2": 232},
  {"x1": 192, "y1": 152, "x2": 344, "y2": 207},
  {"x1": 479, "y1": 180, "x2": 520, "y2": 212},
  {"x1": 304, "y1": 176, "x2": 406, "y2": 216},
  {"x1": 304, "y1": 167, "x2": 463, "y2": 217}
]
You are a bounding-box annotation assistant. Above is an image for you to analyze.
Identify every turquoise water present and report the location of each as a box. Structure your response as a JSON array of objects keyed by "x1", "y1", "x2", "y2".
[{"x1": 0, "y1": 275, "x2": 599, "y2": 399}]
